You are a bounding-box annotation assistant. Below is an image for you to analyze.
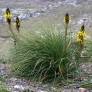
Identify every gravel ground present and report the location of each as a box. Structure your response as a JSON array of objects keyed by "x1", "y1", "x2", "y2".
[{"x1": 0, "y1": 0, "x2": 92, "y2": 92}]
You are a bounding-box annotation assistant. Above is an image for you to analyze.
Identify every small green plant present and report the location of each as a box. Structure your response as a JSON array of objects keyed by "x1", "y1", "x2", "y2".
[{"x1": 0, "y1": 81, "x2": 9, "y2": 92}]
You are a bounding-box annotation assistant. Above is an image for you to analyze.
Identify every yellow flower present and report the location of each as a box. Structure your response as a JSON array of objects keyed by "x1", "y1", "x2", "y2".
[
  {"x1": 77, "y1": 31, "x2": 86, "y2": 43},
  {"x1": 4, "y1": 13, "x2": 12, "y2": 20}
]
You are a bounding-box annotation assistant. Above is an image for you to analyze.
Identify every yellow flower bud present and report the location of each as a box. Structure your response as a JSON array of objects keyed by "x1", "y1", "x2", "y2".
[{"x1": 64, "y1": 13, "x2": 69, "y2": 24}]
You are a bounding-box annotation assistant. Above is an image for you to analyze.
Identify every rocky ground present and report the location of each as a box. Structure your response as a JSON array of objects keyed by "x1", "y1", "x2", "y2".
[{"x1": 0, "y1": 0, "x2": 92, "y2": 92}]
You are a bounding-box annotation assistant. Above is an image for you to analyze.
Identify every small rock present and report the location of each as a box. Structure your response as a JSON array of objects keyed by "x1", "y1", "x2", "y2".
[
  {"x1": 79, "y1": 88, "x2": 88, "y2": 92},
  {"x1": 37, "y1": 90, "x2": 47, "y2": 92},
  {"x1": 14, "y1": 85, "x2": 25, "y2": 90}
]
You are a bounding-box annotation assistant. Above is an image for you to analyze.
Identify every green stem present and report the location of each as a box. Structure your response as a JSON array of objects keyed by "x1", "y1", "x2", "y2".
[
  {"x1": 65, "y1": 24, "x2": 68, "y2": 53},
  {"x1": 9, "y1": 24, "x2": 17, "y2": 45}
]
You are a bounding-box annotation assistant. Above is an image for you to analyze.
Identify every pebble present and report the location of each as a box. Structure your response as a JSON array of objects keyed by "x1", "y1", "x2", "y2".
[
  {"x1": 37, "y1": 90, "x2": 47, "y2": 92},
  {"x1": 14, "y1": 85, "x2": 25, "y2": 90},
  {"x1": 79, "y1": 88, "x2": 88, "y2": 92}
]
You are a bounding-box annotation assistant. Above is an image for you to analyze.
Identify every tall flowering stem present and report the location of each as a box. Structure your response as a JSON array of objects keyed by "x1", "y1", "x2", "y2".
[
  {"x1": 64, "y1": 13, "x2": 70, "y2": 52},
  {"x1": 64, "y1": 13, "x2": 69, "y2": 36},
  {"x1": 4, "y1": 8, "x2": 17, "y2": 45},
  {"x1": 77, "y1": 24, "x2": 86, "y2": 49},
  {"x1": 16, "y1": 17, "x2": 20, "y2": 33}
]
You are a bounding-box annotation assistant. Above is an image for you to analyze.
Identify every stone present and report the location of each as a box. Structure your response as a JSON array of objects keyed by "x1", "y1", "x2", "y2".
[
  {"x1": 79, "y1": 88, "x2": 88, "y2": 92},
  {"x1": 14, "y1": 85, "x2": 25, "y2": 91}
]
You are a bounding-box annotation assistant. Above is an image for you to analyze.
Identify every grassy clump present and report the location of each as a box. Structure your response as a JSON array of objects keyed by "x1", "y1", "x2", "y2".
[{"x1": 10, "y1": 29, "x2": 80, "y2": 82}]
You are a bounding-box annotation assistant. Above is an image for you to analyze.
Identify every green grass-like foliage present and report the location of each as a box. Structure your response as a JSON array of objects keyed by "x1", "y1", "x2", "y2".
[
  {"x1": 10, "y1": 30, "x2": 79, "y2": 82},
  {"x1": 86, "y1": 41, "x2": 92, "y2": 57},
  {"x1": 0, "y1": 81, "x2": 9, "y2": 92}
]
